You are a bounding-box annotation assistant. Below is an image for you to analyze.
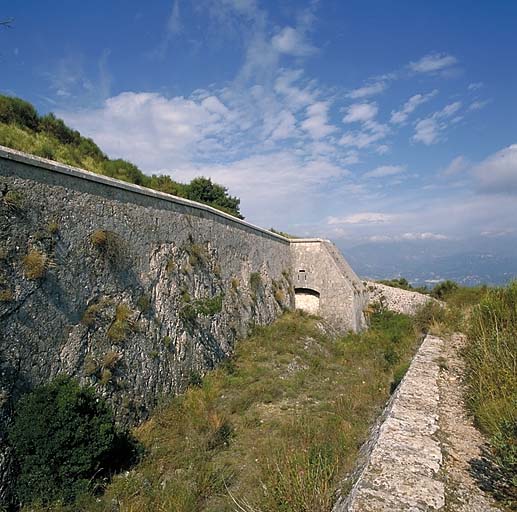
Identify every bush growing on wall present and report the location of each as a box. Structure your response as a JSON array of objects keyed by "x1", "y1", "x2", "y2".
[{"x1": 7, "y1": 376, "x2": 138, "y2": 505}]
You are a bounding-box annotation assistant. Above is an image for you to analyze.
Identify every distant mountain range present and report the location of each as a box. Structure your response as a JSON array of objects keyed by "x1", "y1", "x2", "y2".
[{"x1": 340, "y1": 237, "x2": 517, "y2": 287}]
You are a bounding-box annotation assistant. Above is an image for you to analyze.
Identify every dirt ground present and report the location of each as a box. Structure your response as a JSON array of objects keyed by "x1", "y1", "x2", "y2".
[{"x1": 438, "y1": 333, "x2": 502, "y2": 511}]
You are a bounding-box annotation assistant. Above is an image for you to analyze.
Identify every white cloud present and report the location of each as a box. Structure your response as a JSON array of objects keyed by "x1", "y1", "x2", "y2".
[
  {"x1": 412, "y1": 101, "x2": 463, "y2": 145},
  {"x1": 440, "y1": 101, "x2": 462, "y2": 117},
  {"x1": 347, "y1": 81, "x2": 386, "y2": 99},
  {"x1": 442, "y1": 155, "x2": 468, "y2": 176},
  {"x1": 363, "y1": 164, "x2": 405, "y2": 179},
  {"x1": 409, "y1": 52, "x2": 458, "y2": 73},
  {"x1": 390, "y1": 90, "x2": 438, "y2": 124},
  {"x1": 328, "y1": 212, "x2": 395, "y2": 225},
  {"x1": 473, "y1": 144, "x2": 517, "y2": 195},
  {"x1": 343, "y1": 102, "x2": 378, "y2": 123},
  {"x1": 301, "y1": 101, "x2": 337, "y2": 139},
  {"x1": 167, "y1": 0, "x2": 182, "y2": 35},
  {"x1": 468, "y1": 99, "x2": 490, "y2": 111},
  {"x1": 468, "y1": 82, "x2": 484, "y2": 91},
  {"x1": 274, "y1": 69, "x2": 315, "y2": 110},
  {"x1": 375, "y1": 144, "x2": 390, "y2": 155},
  {"x1": 413, "y1": 118, "x2": 439, "y2": 145},
  {"x1": 339, "y1": 119, "x2": 390, "y2": 149},
  {"x1": 271, "y1": 26, "x2": 316, "y2": 57},
  {"x1": 401, "y1": 232, "x2": 449, "y2": 240}
]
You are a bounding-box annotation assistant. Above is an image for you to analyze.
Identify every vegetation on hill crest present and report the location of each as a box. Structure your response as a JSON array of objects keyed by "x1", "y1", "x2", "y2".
[{"x1": 0, "y1": 95, "x2": 243, "y2": 218}]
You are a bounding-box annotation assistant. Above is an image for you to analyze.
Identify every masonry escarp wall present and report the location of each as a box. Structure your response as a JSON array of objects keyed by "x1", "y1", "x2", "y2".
[
  {"x1": 0, "y1": 146, "x2": 369, "y2": 502},
  {"x1": 0, "y1": 148, "x2": 294, "y2": 431}
]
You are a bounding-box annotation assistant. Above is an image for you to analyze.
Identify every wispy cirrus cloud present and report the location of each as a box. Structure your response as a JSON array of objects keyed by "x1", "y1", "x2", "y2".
[
  {"x1": 347, "y1": 81, "x2": 386, "y2": 99},
  {"x1": 363, "y1": 164, "x2": 405, "y2": 179},
  {"x1": 328, "y1": 212, "x2": 396, "y2": 225},
  {"x1": 390, "y1": 90, "x2": 438, "y2": 124},
  {"x1": 413, "y1": 101, "x2": 462, "y2": 145},
  {"x1": 409, "y1": 52, "x2": 458, "y2": 73}
]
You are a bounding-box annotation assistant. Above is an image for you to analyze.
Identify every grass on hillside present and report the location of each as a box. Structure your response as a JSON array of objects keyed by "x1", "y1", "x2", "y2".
[
  {"x1": 464, "y1": 283, "x2": 517, "y2": 504},
  {"x1": 25, "y1": 309, "x2": 420, "y2": 512}
]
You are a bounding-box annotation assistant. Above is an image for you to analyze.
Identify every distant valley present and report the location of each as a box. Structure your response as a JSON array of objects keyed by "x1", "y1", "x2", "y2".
[{"x1": 342, "y1": 237, "x2": 517, "y2": 287}]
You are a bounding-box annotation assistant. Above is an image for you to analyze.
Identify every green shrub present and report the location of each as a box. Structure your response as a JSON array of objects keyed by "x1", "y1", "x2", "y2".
[
  {"x1": 7, "y1": 376, "x2": 137, "y2": 505},
  {"x1": 413, "y1": 300, "x2": 445, "y2": 333},
  {"x1": 137, "y1": 293, "x2": 151, "y2": 313},
  {"x1": 180, "y1": 294, "x2": 224, "y2": 322},
  {"x1": 0, "y1": 95, "x2": 39, "y2": 130},
  {"x1": 3, "y1": 189, "x2": 24, "y2": 210},
  {"x1": 47, "y1": 220, "x2": 59, "y2": 235},
  {"x1": 249, "y1": 272, "x2": 261, "y2": 296},
  {"x1": 430, "y1": 279, "x2": 459, "y2": 300}
]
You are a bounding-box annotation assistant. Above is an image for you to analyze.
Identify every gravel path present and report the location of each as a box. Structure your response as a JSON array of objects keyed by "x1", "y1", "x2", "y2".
[{"x1": 438, "y1": 333, "x2": 501, "y2": 511}]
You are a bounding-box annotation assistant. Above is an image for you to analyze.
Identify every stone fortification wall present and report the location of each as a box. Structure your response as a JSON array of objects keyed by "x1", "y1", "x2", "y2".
[
  {"x1": 333, "y1": 334, "x2": 444, "y2": 511},
  {"x1": 0, "y1": 146, "x2": 368, "y2": 502},
  {"x1": 291, "y1": 239, "x2": 368, "y2": 332},
  {"x1": 365, "y1": 280, "x2": 433, "y2": 315},
  {"x1": 0, "y1": 146, "x2": 294, "y2": 427}
]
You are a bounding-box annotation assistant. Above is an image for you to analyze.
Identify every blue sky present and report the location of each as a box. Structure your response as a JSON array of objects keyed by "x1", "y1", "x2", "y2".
[{"x1": 2, "y1": 0, "x2": 517, "y2": 250}]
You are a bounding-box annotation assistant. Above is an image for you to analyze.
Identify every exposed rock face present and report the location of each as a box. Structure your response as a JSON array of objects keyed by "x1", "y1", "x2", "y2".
[{"x1": 365, "y1": 280, "x2": 433, "y2": 315}]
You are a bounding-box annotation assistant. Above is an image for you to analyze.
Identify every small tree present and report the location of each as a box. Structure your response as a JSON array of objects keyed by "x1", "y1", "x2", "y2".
[
  {"x1": 8, "y1": 376, "x2": 122, "y2": 504},
  {"x1": 185, "y1": 177, "x2": 243, "y2": 219}
]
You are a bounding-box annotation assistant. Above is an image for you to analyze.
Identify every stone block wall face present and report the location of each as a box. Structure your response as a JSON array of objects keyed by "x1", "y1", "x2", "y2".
[
  {"x1": 0, "y1": 149, "x2": 297, "y2": 501},
  {"x1": 291, "y1": 240, "x2": 368, "y2": 332}
]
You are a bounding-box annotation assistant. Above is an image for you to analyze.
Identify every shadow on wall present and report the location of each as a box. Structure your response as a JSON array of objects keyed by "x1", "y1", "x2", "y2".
[{"x1": 294, "y1": 287, "x2": 321, "y2": 315}]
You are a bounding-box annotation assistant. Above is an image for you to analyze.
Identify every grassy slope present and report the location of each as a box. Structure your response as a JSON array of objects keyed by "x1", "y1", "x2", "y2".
[
  {"x1": 32, "y1": 310, "x2": 418, "y2": 512},
  {"x1": 463, "y1": 284, "x2": 517, "y2": 504}
]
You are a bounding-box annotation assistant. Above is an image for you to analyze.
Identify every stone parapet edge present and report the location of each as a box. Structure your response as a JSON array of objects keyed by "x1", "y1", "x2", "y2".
[{"x1": 0, "y1": 145, "x2": 290, "y2": 244}]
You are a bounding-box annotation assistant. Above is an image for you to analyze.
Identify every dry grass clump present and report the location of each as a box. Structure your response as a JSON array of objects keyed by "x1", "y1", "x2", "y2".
[
  {"x1": 81, "y1": 298, "x2": 111, "y2": 327},
  {"x1": 0, "y1": 288, "x2": 14, "y2": 302},
  {"x1": 22, "y1": 249, "x2": 48, "y2": 280},
  {"x1": 107, "y1": 303, "x2": 133, "y2": 342},
  {"x1": 90, "y1": 229, "x2": 124, "y2": 264},
  {"x1": 102, "y1": 351, "x2": 121, "y2": 370}
]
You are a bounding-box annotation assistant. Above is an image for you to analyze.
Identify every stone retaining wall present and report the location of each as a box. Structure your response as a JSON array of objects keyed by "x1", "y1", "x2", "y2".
[{"x1": 365, "y1": 280, "x2": 433, "y2": 315}]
